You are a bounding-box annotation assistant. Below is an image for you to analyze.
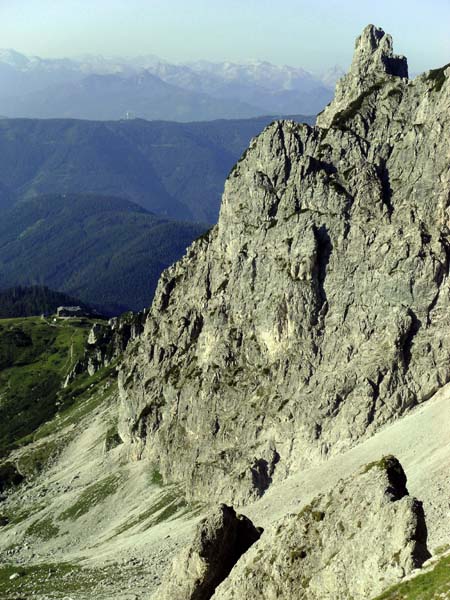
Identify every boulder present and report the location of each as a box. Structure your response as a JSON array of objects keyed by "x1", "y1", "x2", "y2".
[
  {"x1": 212, "y1": 457, "x2": 430, "y2": 600},
  {"x1": 155, "y1": 504, "x2": 261, "y2": 600}
]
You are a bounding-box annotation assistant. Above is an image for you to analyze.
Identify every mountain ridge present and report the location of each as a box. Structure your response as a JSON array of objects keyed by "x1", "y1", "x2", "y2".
[
  {"x1": 0, "y1": 193, "x2": 207, "y2": 313},
  {"x1": 0, "y1": 114, "x2": 315, "y2": 222},
  {"x1": 117, "y1": 25, "x2": 450, "y2": 506},
  {"x1": 0, "y1": 48, "x2": 336, "y2": 119}
]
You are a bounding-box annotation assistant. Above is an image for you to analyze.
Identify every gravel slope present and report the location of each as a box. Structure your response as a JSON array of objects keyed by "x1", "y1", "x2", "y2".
[
  {"x1": 244, "y1": 382, "x2": 450, "y2": 553},
  {"x1": 3, "y1": 381, "x2": 450, "y2": 599}
]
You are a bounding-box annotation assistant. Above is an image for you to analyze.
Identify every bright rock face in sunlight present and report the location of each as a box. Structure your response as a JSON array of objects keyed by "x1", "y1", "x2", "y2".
[{"x1": 119, "y1": 25, "x2": 450, "y2": 506}]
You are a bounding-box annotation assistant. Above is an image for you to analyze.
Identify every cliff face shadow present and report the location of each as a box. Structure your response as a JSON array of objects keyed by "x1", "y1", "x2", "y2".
[{"x1": 315, "y1": 224, "x2": 333, "y2": 310}]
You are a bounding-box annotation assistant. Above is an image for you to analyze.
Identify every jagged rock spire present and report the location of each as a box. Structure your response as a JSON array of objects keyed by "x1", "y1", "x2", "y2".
[
  {"x1": 317, "y1": 25, "x2": 408, "y2": 128},
  {"x1": 351, "y1": 24, "x2": 408, "y2": 79}
]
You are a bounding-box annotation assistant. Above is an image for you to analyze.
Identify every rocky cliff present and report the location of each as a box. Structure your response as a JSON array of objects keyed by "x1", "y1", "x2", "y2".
[
  {"x1": 156, "y1": 504, "x2": 261, "y2": 600},
  {"x1": 118, "y1": 24, "x2": 450, "y2": 504},
  {"x1": 64, "y1": 310, "x2": 146, "y2": 386}
]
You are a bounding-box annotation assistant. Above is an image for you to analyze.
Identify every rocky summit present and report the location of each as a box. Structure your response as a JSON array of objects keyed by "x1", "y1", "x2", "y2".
[{"x1": 118, "y1": 24, "x2": 450, "y2": 506}]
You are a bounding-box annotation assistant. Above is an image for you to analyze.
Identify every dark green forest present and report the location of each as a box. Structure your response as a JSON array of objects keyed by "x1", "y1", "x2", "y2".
[
  {"x1": 0, "y1": 285, "x2": 91, "y2": 318},
  {"x1": 0, "y1": 194, "x2": 207, "y2": 314}
]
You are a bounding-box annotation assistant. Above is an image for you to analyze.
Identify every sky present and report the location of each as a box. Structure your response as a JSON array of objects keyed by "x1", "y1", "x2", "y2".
[{"x1": 0, "y1": 0, "x2": 449, "y2": 74}]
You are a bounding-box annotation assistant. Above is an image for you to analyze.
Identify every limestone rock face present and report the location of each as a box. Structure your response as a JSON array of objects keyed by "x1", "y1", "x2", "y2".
[
  {"x1": 65, "y1": 311, "x2": 146, "y2": 386},
  {"x1": 84, "y1": 312, "x2": 146, "y2": 375},
  {"x1": 212, "y1": 457, "x2": 430, "y2": 600},
  {"x1": 154, "y1": 504, "x2": 261, "y2": 600},
  {"x1": 317, "y1": 24, "x2": 408, "y2": 128},
  {"x1": 118, "y1": 25, "x2": 450, "y2": 504}
]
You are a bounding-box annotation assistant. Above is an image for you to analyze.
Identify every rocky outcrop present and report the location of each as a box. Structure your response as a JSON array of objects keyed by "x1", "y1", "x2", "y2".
[
  {"x1": 211, "y1": 457, "x2": 429, "y2": 600},
  {"x1": 119, "y1": 25, "x2": 450, "y2": 504},
  {"x1": 65, "y1": 311, "x2": 146, "y2": 385},
  {"x1": 317, "y1": 24, "x2": 408, "y2": 128},
  {"x1": 84, "y1": 311, "x2": 147, "y2": 375},
  {"x1": 154, "y1": 504, "x2": 261, "y2": 600}
]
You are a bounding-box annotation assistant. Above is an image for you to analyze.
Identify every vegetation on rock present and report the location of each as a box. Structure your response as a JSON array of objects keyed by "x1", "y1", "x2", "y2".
[{"x1": 0, "y1": 316, "x2": 94, "y2": 456}]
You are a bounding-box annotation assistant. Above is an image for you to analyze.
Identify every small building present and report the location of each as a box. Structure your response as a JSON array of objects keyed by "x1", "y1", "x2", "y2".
[{"x1": 56, "y1": 306, "x2": 90, "y2": 319}]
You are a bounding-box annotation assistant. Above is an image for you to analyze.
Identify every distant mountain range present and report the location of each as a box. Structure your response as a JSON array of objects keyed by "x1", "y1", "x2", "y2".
[
  {"x1": 0, "y1": 49, "x2": 342, "y2": 120},
  {"x1": 0, "y1": 194, "x2": 206, "y2": 314},
  {"x1": 0, "y1": 114, "x2": 315, "y2": 223}
]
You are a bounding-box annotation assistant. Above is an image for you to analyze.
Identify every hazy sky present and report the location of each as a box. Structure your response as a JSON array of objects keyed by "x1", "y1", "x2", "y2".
[{"x1": 1, "y1": 0, "x2": 449, "y2": 73}]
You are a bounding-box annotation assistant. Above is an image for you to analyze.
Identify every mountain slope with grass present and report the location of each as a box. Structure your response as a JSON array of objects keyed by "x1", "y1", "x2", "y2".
[
  {"x1": 0, "y1": 194, "x2": 207, "y2": 314},
  {"x1": 0, "y1": 313, "x2": 201, "y2": 599},
  {"x1": 0, "y1": 316, "x2": 95, "y2": 457},
  {"x1": 2, "y1": 323, "x2": 450, "y2": 600}
]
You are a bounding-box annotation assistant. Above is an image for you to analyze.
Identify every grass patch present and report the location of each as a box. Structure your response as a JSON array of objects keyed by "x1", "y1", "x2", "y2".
[
  {"x1": 0, "y1": 562, "x2": 89, "y2": 597},
  {"x1": 104, "y1": 425, "x2": 122, "y2": 451},
  {"x1": 59, "y1": 474, "x2": 121, "y2": 521},
  {"x1": 29, "y1": 362, "x2": 118, "y2": 442},
  {"x1": 151, "y1": 470, "x2": 163, "y2": 486},
  {"x1": 16, "y1": 437, "x2": 67, "y2": 477},
  {"x1": 0, "y1": 317, "x2": 95, "y2": 456},
  {"x1": 434, "y1": 543, "x2": 450, "y2": 556},
  {"x1": 111, "y1": 487, "x2": 192, "y2": 538},
  {"x1": 373, "y1": 553, "x2": 450, "y2": 599},
  {"x1": 25, "y1": 515, "x2": 59, "y2": 541},
  {"x1": 0, "y1": 558, "x2": 165, "y2": 597},
  {"x1": 360, "y1": 455, "x2": 397, "y2": 474},
  {"x1": 0, "y1": 501, "x2": 47, "y2": 528}
]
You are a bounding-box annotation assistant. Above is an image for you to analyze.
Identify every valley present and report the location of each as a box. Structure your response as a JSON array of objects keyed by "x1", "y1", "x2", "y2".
[
  {"x1": 0, "y1": 193, "x2": 206, "y2": 314},
  {"x1": 0, "y1": 114, "x2": 314, "y2": 221}
]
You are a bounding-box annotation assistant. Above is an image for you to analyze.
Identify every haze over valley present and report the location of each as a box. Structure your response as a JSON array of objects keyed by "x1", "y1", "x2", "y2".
[{"x1": 0, "y1": 49, "x2": 337, "y2": 120}]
